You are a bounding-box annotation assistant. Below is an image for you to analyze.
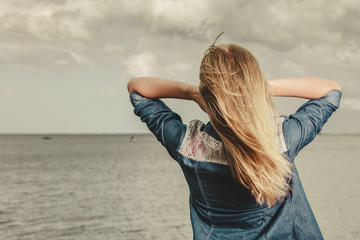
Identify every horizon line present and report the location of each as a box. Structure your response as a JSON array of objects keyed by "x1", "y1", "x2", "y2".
[{"x1": 1, "y1": 132, "x2": 359, "y2": 136}]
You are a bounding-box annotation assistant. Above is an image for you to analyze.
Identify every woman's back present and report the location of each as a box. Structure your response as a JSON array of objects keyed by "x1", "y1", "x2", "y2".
[{"x1": 129, "y1": 89, "x2": 341, "y2": 239}]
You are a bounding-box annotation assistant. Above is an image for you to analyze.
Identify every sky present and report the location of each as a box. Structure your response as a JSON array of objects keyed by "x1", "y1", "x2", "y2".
[{"x1": 1, "y1": 0, "x2": 359, "y2": 134}]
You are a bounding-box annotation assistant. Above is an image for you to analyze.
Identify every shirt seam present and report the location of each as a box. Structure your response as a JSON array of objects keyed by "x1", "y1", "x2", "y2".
[
  {"x1": 205, "y1": 224, "x2": 214, "y2": 240},
  {"x1": 175, "y1": 123, "x2": 187, "y2": 163},
  {"x1": 194, "y1": 162, "x2": 213, "y2": 226},
  {"x1": 289, "y1": 197, "x2": 300, "y2": 240}
]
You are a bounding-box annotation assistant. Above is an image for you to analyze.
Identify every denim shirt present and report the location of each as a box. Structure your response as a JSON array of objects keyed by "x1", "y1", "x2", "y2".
[{"x1": 130, "y1": 90, "x2": 342, "y2": 240}]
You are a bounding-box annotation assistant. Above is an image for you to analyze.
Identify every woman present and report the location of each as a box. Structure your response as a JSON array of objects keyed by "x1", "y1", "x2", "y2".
[{"x1": 127, "y1": 36, "x2": 342, "y2": 239}]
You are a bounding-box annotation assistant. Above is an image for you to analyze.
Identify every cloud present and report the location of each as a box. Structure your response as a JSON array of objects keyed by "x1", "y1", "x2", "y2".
[
  {"x1": 0, "y1": 1, "x2": 101, "y2": 41},
  {"x1": 1, "y1": 0, "x2": 360, "y2": 73},
  {"x1": 281, "y1": 59, "x2": 305, "y2": 76},
  {"x1": 103, "y1": 45, "x2": 124, "y2": 54},
  {"x1": 170, "y1": 62, "x2": 190, "y2": 74},
  {"x1": 124, "y1": 51, "x2": 158, "y2": 77},
  {"x1": 52, "y1": 59, "x2": 69, "y2": 66},
  {"x1": 148, "y1": 0, "x2": 218, "y2": 39},
  {"x1": 1, "y1": 0, "x2": 359, "y2": 90},
  {"x1": 67, "y1": 50, "x2": 93, "y2": 67},
  {"x1": 99, "y1": 88, "x2": 115, "y2": 95},
  {"x1": 2, "y1": 91, "x2": 14, "y2": 97},
  {"x1": 0, "y1": 0, "x2": 109, "y2": 68},
  {"x1": 341, "y1": 98, "x2": 360, "y2": 110},
  {"x1": 1, "y1": 0, "x2": 359, "y2": 134}
]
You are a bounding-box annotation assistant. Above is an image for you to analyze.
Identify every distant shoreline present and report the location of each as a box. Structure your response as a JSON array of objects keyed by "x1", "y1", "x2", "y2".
[
  {"x1": 0, "y1": 133, "x2": 152, "y2": 136},
  {"x1": 0, "y1": 133, "x2": 359, "y2": 136}
]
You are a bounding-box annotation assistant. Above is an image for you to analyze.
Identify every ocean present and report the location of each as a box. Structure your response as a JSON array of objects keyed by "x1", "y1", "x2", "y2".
[{"x1": 0, "y1": 134, "x2": 359, "y2": 240}]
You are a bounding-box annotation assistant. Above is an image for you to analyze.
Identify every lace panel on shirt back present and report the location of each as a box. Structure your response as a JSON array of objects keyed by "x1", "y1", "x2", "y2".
[
  {"x1": 178, "y1": 120, "x2": 228, "y2": 165},
  {"x1": 178, "y1": 118, "x2": 287, "y2": 165}
]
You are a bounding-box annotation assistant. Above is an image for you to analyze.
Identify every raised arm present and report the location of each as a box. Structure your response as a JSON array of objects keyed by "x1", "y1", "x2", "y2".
[
  {"x1": 271, "y1": 78, "x2": 342, "y2": 157},
  {"x1": 127, "y1": 76, "x2": 206, "y2": 111},
  {"x1": 269, "y1": 77, "x2": 342, "y2": 99}
]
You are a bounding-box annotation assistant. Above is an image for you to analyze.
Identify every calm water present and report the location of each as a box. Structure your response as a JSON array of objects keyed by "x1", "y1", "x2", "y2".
[{"x1": 0, "y1": 134, "x2": 359, "y2": 239}]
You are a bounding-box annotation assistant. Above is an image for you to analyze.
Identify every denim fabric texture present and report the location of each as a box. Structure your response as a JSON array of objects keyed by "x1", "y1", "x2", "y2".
[{"x1": 130, "y1": 90, "x2": 342, "y2": 240}]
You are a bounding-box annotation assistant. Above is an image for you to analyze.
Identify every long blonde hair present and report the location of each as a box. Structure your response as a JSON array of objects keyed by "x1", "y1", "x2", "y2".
[{"x1": 199, "y1": 41, "x2": 292, "y2": 207}]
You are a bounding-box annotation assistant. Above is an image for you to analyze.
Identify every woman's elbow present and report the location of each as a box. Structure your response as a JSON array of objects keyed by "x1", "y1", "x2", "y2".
[
  {"x1": 321, "y1": 78, "x2": 342, "y2": 92},
  {"x1": 127, "y1": 78, "x2": 136, "y2": 94},
  {"x1": 333, "y1": 81, "x2": 342, "y2": 91}
]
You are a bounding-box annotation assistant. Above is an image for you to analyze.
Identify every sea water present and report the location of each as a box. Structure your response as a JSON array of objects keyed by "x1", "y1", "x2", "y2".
[{"x1": 0, "y1": 134, "x2": 359, "y2": 240}]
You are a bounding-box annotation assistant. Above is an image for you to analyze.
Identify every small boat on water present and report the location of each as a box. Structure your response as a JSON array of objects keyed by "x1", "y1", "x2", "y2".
[{"x1": 42, "y1": 136, "x2": 52, "y2": 140}]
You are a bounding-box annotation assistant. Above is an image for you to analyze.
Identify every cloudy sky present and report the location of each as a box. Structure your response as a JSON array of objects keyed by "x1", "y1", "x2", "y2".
[{"x1": 1, "y1": 0, "x2": 359, "y2": 134}]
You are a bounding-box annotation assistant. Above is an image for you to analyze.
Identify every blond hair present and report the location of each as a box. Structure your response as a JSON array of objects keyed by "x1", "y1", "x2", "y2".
[{"x1": 199, "y1": 42, "x2": 292, "y2": 207}]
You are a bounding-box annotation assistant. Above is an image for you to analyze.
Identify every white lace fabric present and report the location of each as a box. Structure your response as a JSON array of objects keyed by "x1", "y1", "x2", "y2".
[
  {"x1": 178, "y1": 120, "x2": 227, "y2": 165},
  {"x1": 275, "y1": 117, "x2": 288, "y2": 153},
  {"x1": 178, "y1": 118, "x2": 287, "y2": 165}
]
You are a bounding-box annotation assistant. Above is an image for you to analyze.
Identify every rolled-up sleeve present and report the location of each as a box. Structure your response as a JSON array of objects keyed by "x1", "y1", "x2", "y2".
[
  {"x1": 129, "y1": 92, "x2": 186, "y2": 161},
  {"x1": 283, "y1": 89, "x2": 342, "y2": 160}
]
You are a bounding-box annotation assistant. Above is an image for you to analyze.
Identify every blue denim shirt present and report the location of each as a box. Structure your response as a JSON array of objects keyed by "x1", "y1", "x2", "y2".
[{"x1": 130, "y1": 90, "x2": 342, "y2": 240}]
